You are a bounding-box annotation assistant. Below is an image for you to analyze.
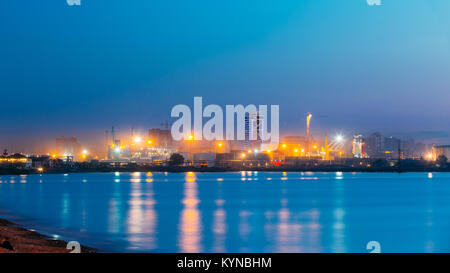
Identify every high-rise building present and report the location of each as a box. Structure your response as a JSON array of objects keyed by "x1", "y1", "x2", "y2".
[
  {"x1": 384, "y1": 136, "x2": 400, "y2": 153},
  {"x1": 352, "y1": 135, "x2": 366, "y2": 158},
  {"x1": 250, "y1": 111, "x2": 264, "y2": 142},
  {"x1": 148, "y1": 128, "x2": 173, "y2": 148},
  {"x1": 365, "y1": 132, "x2": 384, "y2": 158},
  {"x1": 244, "y1": 111, "x2": 264, "y2": 150},
  {"x1": 244, "y1": 113, "x2": 250, "y2": 149}
]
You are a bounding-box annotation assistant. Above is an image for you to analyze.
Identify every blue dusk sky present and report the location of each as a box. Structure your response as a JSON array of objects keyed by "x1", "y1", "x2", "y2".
[{"x1": 1, "y1": 0, "x2": 450, "y2": 152}]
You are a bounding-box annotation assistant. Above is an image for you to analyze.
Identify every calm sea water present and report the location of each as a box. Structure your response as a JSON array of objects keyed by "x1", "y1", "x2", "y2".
[{"x1": 0, "y1": 171, "x2": 449, "y2": 253}]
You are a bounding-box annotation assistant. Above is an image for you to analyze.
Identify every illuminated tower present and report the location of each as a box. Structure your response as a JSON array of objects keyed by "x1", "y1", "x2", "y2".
[{"x1": 306, "y1": 113, "x2": 312, "y2": 155}]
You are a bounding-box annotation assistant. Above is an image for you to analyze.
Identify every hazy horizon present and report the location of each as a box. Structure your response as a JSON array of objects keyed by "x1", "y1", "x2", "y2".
[{"x1": 1, "y1": 0, "x2": 450, "y2": 153}]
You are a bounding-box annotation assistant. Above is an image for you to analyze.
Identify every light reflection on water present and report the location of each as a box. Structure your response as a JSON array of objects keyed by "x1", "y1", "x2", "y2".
[
  {"x1": 0, "y1": 172, "x2": 450, "y2": 252},
  {"x1": 179, "y1": 173, "x2": 202, "y2": 252}
]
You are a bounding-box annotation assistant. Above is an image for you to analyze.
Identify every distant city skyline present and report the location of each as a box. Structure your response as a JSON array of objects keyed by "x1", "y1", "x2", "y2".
[{"x1": 1, "y1": 1, "x2": 450, "y2": 151}]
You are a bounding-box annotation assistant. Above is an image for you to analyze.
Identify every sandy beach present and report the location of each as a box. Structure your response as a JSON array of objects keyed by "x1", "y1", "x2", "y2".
[{"x1": 0, "y1": 218, "x2": 96, "y2": 253}]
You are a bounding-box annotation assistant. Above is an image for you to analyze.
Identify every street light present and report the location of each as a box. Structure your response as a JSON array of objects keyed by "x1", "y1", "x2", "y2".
[
  {"x1": 134, "y1": 136, "x2": 142, "y2": 143},
  {"x1": 335, "y1": 135, "x2": 344, "y2": 143}
]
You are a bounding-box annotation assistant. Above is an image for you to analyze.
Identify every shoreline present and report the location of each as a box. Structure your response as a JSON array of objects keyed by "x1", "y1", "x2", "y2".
[
  {"x1": 0, "y1": 218, "x2": 96, "y2": 253},
  {"x1": 0, "y1": 166, "x2": 449, "y2": 176}
]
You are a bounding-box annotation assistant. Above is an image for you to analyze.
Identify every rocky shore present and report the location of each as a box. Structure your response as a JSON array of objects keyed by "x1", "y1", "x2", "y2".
[{"x1": 0, "y1": 218, "x2": 95, "y2": 253}]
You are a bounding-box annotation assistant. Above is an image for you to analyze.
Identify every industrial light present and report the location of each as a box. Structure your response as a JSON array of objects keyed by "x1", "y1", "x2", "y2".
[
  {"x1": 134, "y1": 137, "x2": 142, "y2": 143},
  {"x1": 82, "y1": 150, "x2": 88, "y2": 155},
  {"x1": 335, "y1": 135, "x2": 344, "y2": 143}
]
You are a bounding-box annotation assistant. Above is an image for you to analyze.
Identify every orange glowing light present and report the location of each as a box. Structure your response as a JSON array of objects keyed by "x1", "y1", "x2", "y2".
[
  {"x1": 217, "y1": 142, "x2": 223, "y2": 147},
  {"x1": 281, "y1": 144, "x2": 287, "y2": 149},
  {"x1": 147, "y1": 140, "x2": 153, "y2": 145}
]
